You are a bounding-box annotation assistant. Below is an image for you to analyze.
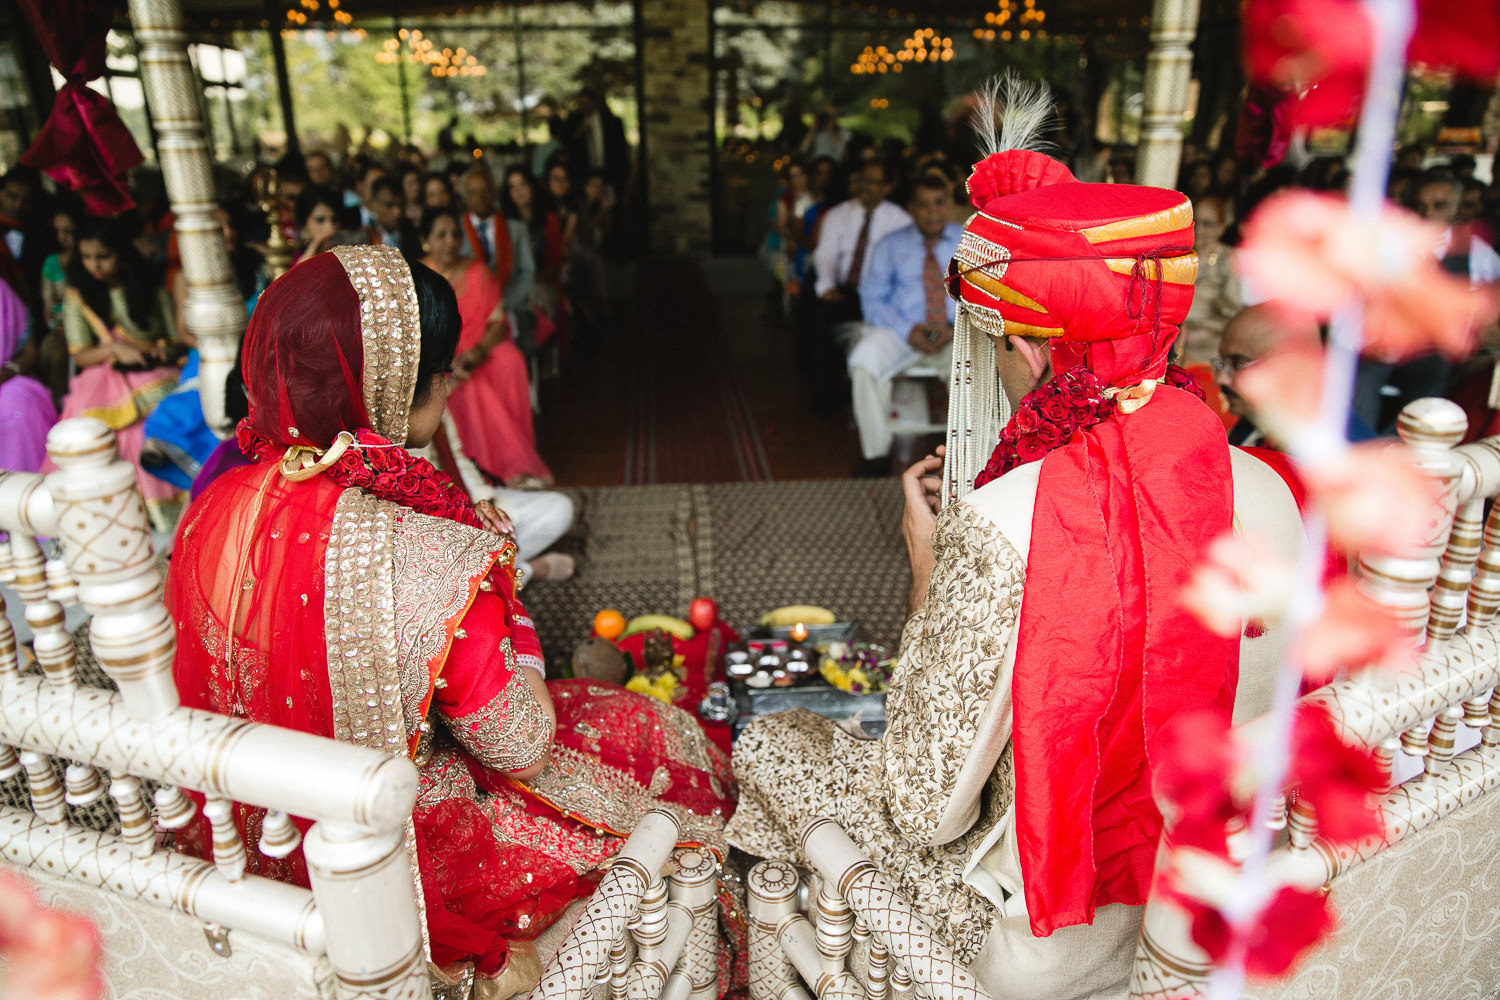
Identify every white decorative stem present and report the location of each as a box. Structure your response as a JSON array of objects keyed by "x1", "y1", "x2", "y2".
[
  {"x1": 1135, "y1": 0, "x2": 1200, "y2": 188},
  {"x1": 128, "y1": 0, "x2": 247, "y2": 436}
]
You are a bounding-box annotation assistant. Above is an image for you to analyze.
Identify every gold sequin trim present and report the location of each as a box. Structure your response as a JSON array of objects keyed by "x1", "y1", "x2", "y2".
[
  {"x1": 391, "y1": 508, "x2": 504, "y2": 728},
  {"x1": 331, "y1": 245, "x2": 423, "y2": 443}
]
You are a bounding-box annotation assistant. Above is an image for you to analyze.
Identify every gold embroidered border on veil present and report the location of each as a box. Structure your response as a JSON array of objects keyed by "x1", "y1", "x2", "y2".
[{"x1": 331, "y1": 245, "x2": 423, "y2": 444}]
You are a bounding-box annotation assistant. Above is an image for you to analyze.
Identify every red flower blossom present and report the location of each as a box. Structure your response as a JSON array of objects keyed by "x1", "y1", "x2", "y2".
[
  {"x1": 0, "y1": 869, "x2": 105, "y2": 1000},
  {"x1": 1410, "y1": 0, "x2": 1500, "y2": 79},
  {"x1": 1155, "y1": 710, "x2": 1247, "y2": 855},
  {"x1": 1242, "y1": 0, "x2": 1372, "y2": 127},
  {"x1": 1289, "y1": 703, "x2": 1387, "y2": 844},
  {"x1": 1187, "y1": 881, "x2": 1336, "y2": 979}
]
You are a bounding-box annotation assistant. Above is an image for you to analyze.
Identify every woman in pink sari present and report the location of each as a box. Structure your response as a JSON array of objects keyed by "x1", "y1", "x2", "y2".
[
  {"x1": 418, "y1": 206, "x2": 554, "y2": 487},
  {"x1": 54, "y1": 217, "x2": 184, "y2": 529},
  {"x1": 0, "y1": 279, "x2": 58, "y2": 472}
]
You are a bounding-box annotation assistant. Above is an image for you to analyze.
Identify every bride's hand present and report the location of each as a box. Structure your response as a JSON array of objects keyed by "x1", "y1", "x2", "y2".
[{"x1": 474, "y1": 499, "x2": 514, "y2": 537}]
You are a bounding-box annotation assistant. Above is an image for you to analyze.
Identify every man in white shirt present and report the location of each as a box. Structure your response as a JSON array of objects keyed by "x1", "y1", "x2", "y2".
[{"x1": 813, "y1": 161, "x2": 911, "y2": 300}]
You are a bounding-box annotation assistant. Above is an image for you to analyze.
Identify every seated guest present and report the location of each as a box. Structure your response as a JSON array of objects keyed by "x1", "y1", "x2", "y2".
[
  {"x1": 812, "y1": 159, "x2": 909, "y2": 305},
  {"x1": 423, "y1": 171, "x2": 456, "y2": 210},
  {"x1": 54, "y1": 216, "x2": 185, "y2": 529},
  {"x1": 0, "y1": 278, "x2": 57, "y2": 472},
  {"x1": 348, "y1": 159, "x2": 387, "y2": 229},
  {"x1": 803, "y1": 159, "x2": 909, "y2": 410},
  {"x1": 395, "y1": 163, "x2": 425, "y2": 224},
  {"x1": 361, "y1": 176, "x2": 418, "y2": 255},
  {"x1": 167, "y1": 246, "x2": 731, "y2": 993},
  {"x1": 144, "y1": 204, "x2": 266, "y2": 492},
  {"x1": 304, "y1": 148, "x2": 338, "y2": 190},
  {"x1": 847, "y1": 174, "x2": 961, "y2": 477},
  {"x1": 1356, "y1": 171, "x2": 1498, "y2": 431},
  {"x1": 727, "y1": 124, "x2": 1304, "y2": 1000},
  {"x1": 38, "y1": 201, "x2": 81, "y2": 403},
  {"x1": 416, "y1": 412, "x2": 577, "y2": 583},
  {"x1": 501, "y1": 166, "x2": 567, "y2": 344},
  {"x1": 461, "y1": 166, "x2": 536, "y2": 323},
  {"x1": 1217, "y1": 305, "x2": 1375, "y2": 447},
  {"x1": 293, "y1": 184, "x2": 345, "y2": 263},
  {"x1": 420, "y1": 207, "x2": 555, "y2": 489}
]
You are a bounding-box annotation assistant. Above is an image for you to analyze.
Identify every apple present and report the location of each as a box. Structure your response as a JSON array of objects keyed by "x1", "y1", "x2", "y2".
[{"x1": 688, "y1": 597, "x2": 719, "y2": 633}]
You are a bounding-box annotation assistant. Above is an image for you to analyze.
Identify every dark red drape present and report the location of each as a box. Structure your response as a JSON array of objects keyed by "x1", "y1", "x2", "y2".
[{"x1": 16, "y1": 0, "x2": 144, "y2": 215}]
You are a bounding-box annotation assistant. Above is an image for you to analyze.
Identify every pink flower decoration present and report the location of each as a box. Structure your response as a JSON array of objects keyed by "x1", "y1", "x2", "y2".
[
  {"x1": 1181, "y1": 533, "x2": 1297, "y2": 638},
  {"x1": 1301, "y1": 441, "x2": 1443, "y2": 558},
  {"x1": 1232, "y1": 340, "x2": 1326, "y2": 447},
  {"x1": 0, "y1": 870, "x2": 104, "y2": 1000},
  {"x1": 1239, "y1": 191, "x2": 1493, "y2": 362},
  {"x1": 1298, "y1": 579, "x2": 1417, "y2": 682}
]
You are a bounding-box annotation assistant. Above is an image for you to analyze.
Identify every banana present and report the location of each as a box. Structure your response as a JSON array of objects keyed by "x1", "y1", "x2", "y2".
[
  {"x1": 759, "y1": 605, "x2": 837, "y2": 627},
  {"x1": 621, "y1": 614, "x2": 696, "y2": 640}
]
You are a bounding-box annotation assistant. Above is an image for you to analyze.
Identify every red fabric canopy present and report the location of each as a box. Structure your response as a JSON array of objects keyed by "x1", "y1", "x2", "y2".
[{"x1": 16, "y1": 0, "x2": 143, "y2": 215}]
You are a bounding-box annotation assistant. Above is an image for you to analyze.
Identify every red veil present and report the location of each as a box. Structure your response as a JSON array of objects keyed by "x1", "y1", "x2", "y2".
[{"x1": 166, "y1": 248, "x2": 734, "y2": 976}]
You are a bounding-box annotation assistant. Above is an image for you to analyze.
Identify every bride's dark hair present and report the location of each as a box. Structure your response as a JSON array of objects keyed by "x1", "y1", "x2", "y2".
[{"x1": 408, "y1": 260, "x2": 459, "y2": 406}]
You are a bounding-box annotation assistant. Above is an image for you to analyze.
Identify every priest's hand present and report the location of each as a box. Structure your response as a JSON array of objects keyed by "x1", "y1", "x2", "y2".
[{"x1": 901, "y1": 446, "x2": 944, "y2": 616}]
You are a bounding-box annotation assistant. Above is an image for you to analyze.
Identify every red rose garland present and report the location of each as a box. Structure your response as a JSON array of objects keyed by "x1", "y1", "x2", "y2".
[
  {"x1": 236, "y1": 422, "x2": 483, "y2": 529},
  {"x1": 973, "y1": 364, "x2": 1206, "y2": 490}
]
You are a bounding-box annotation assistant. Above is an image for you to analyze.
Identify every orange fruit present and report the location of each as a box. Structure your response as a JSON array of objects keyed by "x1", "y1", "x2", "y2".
[{"x1": 593, "y1": 608, "x2": 627, "y2": 641}]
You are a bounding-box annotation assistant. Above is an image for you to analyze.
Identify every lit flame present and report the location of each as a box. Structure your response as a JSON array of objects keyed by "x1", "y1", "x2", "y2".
[{"x1": 790, "y1": 622, "x2": 809, "y2": 643}]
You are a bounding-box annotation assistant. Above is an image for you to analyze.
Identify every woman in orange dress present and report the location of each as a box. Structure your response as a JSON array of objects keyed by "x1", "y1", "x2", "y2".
[{"x1": 418, "y1": 206, "x2": 554, "y2": 487}]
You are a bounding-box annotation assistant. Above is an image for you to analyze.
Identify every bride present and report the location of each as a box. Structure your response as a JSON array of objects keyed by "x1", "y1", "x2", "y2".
[{"x1": 165, "y1": 245, "x2": 734, "y2": 990}]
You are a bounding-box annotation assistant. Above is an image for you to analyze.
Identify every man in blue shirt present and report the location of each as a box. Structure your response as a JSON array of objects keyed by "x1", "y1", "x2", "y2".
[{"x1": 849, "y1": 174, "x2": 963, "y2": 476}]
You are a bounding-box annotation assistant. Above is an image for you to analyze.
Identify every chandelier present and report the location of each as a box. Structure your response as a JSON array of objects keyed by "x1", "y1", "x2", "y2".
[
  {"x1": 973, "y1": 0, "x2": 1045, "y2": 41},
  {"x1": 284, "y1": 0, "x2": 353, "y2": 27},
  {"x1": 850, "y1": 28, "x2": 952, "y2": 75},
  {"x1": 375, "y1": 29, "x2": 488, "y2": 78}
]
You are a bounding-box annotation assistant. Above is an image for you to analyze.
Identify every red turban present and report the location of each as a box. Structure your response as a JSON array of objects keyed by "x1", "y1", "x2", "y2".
[{"x1": 951, "y1": 149, "x2": 1238, "y2": 937}]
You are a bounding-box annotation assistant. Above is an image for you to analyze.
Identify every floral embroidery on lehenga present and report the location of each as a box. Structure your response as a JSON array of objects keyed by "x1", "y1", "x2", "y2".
[
  {"x1": 450, "y1": 672, "x2": 551, "y2": 774},
  {"x1": 725, "y1": 501, "x2": 1025, "y2": 964}
]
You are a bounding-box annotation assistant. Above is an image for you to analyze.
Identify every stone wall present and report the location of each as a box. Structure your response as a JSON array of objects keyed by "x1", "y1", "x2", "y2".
[{"x1": 639, "y1": 0, "x2": 713, "y2": 255}]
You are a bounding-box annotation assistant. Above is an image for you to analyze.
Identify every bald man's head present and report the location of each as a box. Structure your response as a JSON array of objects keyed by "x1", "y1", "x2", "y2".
[{"x1": 1215, "y1": 305, "x2": 1320, "y2": 418}]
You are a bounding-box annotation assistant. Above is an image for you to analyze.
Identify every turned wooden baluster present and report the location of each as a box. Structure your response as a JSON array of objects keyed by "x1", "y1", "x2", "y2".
[
  {"x1": 801, "y1": 819, "x2": 989, "y2": 1000},
  {"x1": 1484, "y1": 689, "x2": 1500, "y2": 748},
  {"x1": 1358, "y1": 400, "x2": 1467, "y2": 641},
  {"x1": 153, "y1": 785, "x2": 198, "y2": 830},
  {"x1": 21, "y1": 751, "x2": 66, "y2": 824},
  {"x1": 1287, "y1": 796, "x2": 1318, "y2": 851},
  {"x1": 43, "y1": 554, "x2": 78, "y2": 608},
  {"x1": 63, "y1": 764, "x2": 106, "y2": 807},
  {"x1": 1464, "y1": 499, "x2": 1500, "y2": 628},
  {"x1": 0, "y1": 538, "x2": 13, "y2": 583},
  {"x1": 672, "y1": 847, "x2": 721, "y2": 1000},
  {"x1": 203, "y1": 796, "x2": 246, "y2": 881},
  {"x1": 1400, "y1": 720, "x2": 1432, "y2": 762},
  {"x1": 608, "y1": 927, "x2": 632, "y2": 1000},
  {"x1": 867, "y1": 937, "x2": 891, "y2": 1000},
  {"x1": 0, "y1": 591, "x2": 24, "y2": 780},
  {"x1": 46, "y1": 419, "x2": 178, "y2": 720},
  {"x1": 816, "y1": 877, "x2": 854, "y2": 978},
  {"x1": 1428, "y1": 498, "x2": 1484, "y2": 645},
  {"x1": 110, "y1": 775, "x2": 156, "y2": 858},
  {"x1": 1462, "y1": 691, "x2": 1492, "y2": 729},
  {"x1": 9, "y1": 534, "x2": 75, "y2": 687},
  {"x1": 1423, "y1": 704, "x2": 1465, "y2": 778},
  {"x1": 259, "y1": 809, "x2": 303, "y2": 858},
  {"x1": 747, "y1": 861, "x2": 813, "y2": 1000},
  {"x1": 1373, "y1": 738, "x2": 1401, "y2": 791}
]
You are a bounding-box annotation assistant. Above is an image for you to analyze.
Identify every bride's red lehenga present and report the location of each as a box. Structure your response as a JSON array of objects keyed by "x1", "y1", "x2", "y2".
[{"x1": 164, "y1": 246, "x2": 734, "y2": 980}]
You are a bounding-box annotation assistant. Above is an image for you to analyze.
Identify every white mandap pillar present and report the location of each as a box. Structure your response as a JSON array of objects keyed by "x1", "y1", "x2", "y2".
[
  {"x1": 130, "y1": 0, "x2": 248, "y2": 436},
  {"x1": 1135, "y1": 0, "x2": 1200, "y2": 190}
]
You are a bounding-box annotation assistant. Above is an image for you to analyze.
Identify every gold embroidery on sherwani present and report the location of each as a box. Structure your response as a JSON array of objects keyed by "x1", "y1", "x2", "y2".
[
  {"x1": 725, "y1": 501, "x2": 1025, "y2": 964},
  {"x1": 390, "y1": 507, "x2": 505, "y2": 729}
]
